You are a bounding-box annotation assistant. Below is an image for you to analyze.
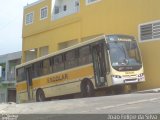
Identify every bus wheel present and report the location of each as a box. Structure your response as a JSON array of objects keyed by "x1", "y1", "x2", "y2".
[
  {"x1": 81, "y1": 80, "x2": 94, "y2": 97},
  {"x1": 36, "y1": 89, "x2": 46, "y2": 102}
]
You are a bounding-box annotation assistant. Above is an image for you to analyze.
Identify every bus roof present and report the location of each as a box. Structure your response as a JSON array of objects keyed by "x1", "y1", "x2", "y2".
[
  {"x1": 16, "y1": 34, "x2": 135, "y2": 69},
  {"x1": 16, "y1": 35, "x2": 106, "y2": 69}
]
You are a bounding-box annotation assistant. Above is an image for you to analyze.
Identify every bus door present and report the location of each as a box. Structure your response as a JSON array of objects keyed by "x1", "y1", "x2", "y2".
[
  {"x1": 92, "y1": 42, "x2": 107, "y2": 87},
  {"x1": 26, "y1": 66, "x2": 33, "y2": 101}
]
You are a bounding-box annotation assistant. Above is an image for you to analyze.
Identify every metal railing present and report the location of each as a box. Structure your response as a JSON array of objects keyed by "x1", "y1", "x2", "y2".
[
  {"x1": 0, "y1": 72, "x2": 16, "y2": 82},
  {"x1": 7, "y1": 72, "x2": 15, "y2": 81},
  {"x1": 53, "y1": 6, "x2": 79, "y2": 20}
]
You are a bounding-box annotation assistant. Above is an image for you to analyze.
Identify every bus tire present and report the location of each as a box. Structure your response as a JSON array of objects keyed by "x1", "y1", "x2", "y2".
[
  {"x1": 81, "y1": 80, "x2": 95, "y2": 97},
  {"x1": 36, "y1": 89, "x2": 46, "y2": 102}
]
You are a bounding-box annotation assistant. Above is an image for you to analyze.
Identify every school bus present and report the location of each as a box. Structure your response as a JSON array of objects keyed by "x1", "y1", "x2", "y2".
[{"x1": 16, "y1": 34, "x2": 145, "y2": 103}]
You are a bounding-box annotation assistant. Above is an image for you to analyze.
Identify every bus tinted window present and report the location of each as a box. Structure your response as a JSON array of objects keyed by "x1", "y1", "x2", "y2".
[
  {"x1": 33, "y1": 61, "x2": 43, "y2": 77},
  {"x1": 79, "y1": 46, "x2": 92, "y2": 65},
  {"x1": 17, "y1": 67, "x2": 25, "y2": 82},
  {"x1": 53, "y1": 55, "x2": 64, "y2": 72},
  {"x1": 65, "y1": 50, "x2": 78, "y2": 69},
  {"x1": 43, "y1": 59, "x2": 51, "y2": 75}
]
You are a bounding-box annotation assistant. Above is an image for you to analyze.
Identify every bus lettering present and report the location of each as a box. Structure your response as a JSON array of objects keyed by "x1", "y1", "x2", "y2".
[{"x1": 47, "y1": 74, "x2": 68, "y2": 83}]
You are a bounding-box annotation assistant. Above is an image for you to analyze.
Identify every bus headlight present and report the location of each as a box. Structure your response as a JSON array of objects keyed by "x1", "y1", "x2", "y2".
[
  {"x1": 138, "y1": 73, "x2": 144, "y2": 77},
  {"x1": 112, "y1": 75, "x2": 122, "y2": 78},
  {"x1": 112, "y1": 75, "x2": 123, "y2": 85},
  {"x1": 138, "y1": 73, "x2": 145, "y2": 82}
]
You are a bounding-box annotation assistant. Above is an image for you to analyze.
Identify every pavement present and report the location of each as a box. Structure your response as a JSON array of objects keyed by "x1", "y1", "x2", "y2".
[
  {"x1": 0, "y1": 90, "x2": 160, "y2": 120},
  {"x1": 0, "y1": 92, "x2": 160, "y2": 114},
  {"x1": 137, "y1": 88, "x2": 160, "y2": 93}
]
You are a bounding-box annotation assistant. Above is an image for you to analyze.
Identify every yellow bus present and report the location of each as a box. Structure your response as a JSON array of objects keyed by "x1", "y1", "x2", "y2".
[{"x1": 16, "y1": 34, "x2": 145, "y2": 103}]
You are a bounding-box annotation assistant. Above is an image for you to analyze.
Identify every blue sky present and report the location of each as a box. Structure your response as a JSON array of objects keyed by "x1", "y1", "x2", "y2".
[{"x1": 0, "y1": 0, "x2": 38, "y2": 55}]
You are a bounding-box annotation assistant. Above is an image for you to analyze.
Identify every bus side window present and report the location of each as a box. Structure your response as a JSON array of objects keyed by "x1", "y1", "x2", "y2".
[
  {"x1": 39, "y1": 61, "x2": 43, "y2": 76},
  {"x1": 51, "y1": 57, "x2": 54, "y2": 73},
  {"x1": 33, "y1": 62, "x2": 39, "y2": 78},
  {"x1": 53, "y1": 54, "x2": 64, "y2": 72},
  {"x1": 105, "y1": 44, "x2": 110, "y2": 73},
  {"x1": 42, "y1": 59, "x2": 51, "y2": 75},
  {"x1": 65, "y1": 50, "x2": 78, "y2": 69},
  {"x1": 79, "y1": 45, "x2": 92, "y2": 65},
  {"x1": 34, "y1": 61, "x2": 43, "y2": 77},
  {"x1": 17, "y1": 67, "x2": 25, "y2": 82}
]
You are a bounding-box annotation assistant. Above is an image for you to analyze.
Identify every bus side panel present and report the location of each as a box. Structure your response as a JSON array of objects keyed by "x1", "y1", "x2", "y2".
[
  {"x1": 16, "y1": 81, "x2": 28, "y2": 103},
  {"x1": 42, "y1": 81, "x2": 81, "y2": 97},
  {"x1": 32, "y1": 64, "x2": 95, "y2": 98}
]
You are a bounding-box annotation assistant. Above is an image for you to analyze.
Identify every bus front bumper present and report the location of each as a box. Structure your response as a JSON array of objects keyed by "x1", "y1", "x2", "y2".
[{"x1": 112, "y1": 75, "x2": 145, "y2": 85}]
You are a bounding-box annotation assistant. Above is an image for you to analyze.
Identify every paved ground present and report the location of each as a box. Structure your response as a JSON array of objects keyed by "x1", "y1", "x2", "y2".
[
  {"x1": 0, "y1": 92, "x2": 160, "y2": 120},
  {"x1": 0, "y1": 93, "x2": 160, "y2": 114}
]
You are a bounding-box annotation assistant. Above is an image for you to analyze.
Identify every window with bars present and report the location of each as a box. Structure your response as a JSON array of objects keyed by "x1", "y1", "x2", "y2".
[
  {"x1": 139, "y1": 21, "x2": 160, "y2": 42},
  {"x1": 25, "y1": 12, "x2": 34, "y2": 25},
  {"x1": 40, "y1": 6, "x2": 48, "y2": 20},
  {"x1": 86, "y1": 0, "x2": 101, "y2": 5}
]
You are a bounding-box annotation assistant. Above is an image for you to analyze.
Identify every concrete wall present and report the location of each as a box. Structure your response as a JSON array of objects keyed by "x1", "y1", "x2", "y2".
[{"x1": 0, "y1": 84, "x2": 7, "y2": 103}]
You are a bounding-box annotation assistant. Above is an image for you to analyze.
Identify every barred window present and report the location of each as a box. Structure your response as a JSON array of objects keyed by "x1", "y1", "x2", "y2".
[
  {"x1": 40, "y1": 7, "x2": 48, "y2": 20},
  {"x1": 25, "y1": 12, "x2": 34, "y2": 25},
  {"x1": 86, "y1": 0, "x2": 101, "y2": 5}
]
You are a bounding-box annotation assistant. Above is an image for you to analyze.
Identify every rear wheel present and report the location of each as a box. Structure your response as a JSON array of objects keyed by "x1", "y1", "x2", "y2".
[
  {"x1": 81, "y1": 81, "x2": 95, "y2": 97},
  {"x1": 36, "y1": 89, "x2": 46, "y2": 102}
]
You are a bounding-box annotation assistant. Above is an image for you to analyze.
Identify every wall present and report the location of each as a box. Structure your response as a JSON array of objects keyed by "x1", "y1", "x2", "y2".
[{"x1": 0, "y1": 85, "x2": 7, "y2": 103}]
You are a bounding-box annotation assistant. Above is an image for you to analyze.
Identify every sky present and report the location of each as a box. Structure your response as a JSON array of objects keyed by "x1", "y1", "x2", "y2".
[{"x1": 0, "y1": 0, "x2": 38, "y2": 55}]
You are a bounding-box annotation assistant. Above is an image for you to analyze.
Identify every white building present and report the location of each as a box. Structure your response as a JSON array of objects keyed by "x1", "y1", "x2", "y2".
[{"x1": 0, "y1": 51, "x2": 21, "y2": 103}]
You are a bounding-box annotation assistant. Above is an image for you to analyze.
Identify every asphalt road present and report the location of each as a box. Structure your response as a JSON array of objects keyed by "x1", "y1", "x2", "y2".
[{"x1": 0, "y1": 93, "x2": 160, "y2": 120}]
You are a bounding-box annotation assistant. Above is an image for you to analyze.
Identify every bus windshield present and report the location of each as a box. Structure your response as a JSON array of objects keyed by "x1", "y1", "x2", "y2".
[{"x1": 108, "y1": 41, "x2": 142, "y2": 71}]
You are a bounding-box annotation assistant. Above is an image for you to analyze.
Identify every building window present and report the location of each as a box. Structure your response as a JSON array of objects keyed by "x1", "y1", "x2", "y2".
[
  {"x1": 54, "y1": 6, "x2": 60, "y2": 14},
  {"x1": 86, "y1": 0, "x2": 101, "y2": 5},
  {"x1": 63, "y1": 5, "x2": 67, "y2": 11},
  {"x1": 39, "y1": 46, "x2": 48, "y2": 57},
  {"x1": 40, "y1": 6, "x2": 48, "y2": 20},
  {"x1": 139, "y1": 20, "x2": 160, "y2": 42},
  {"x1": 25, "y1": 12, "x2": 34, "y2": 25}
]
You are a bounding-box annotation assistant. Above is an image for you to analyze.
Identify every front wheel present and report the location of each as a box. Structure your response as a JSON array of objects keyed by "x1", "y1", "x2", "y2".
[
  {"x1": 81, "y1": 81, "x2": 95, "y2": 97},
  {"x1": 36, "y1": 89, "x2": 46, "y2": 102}
]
